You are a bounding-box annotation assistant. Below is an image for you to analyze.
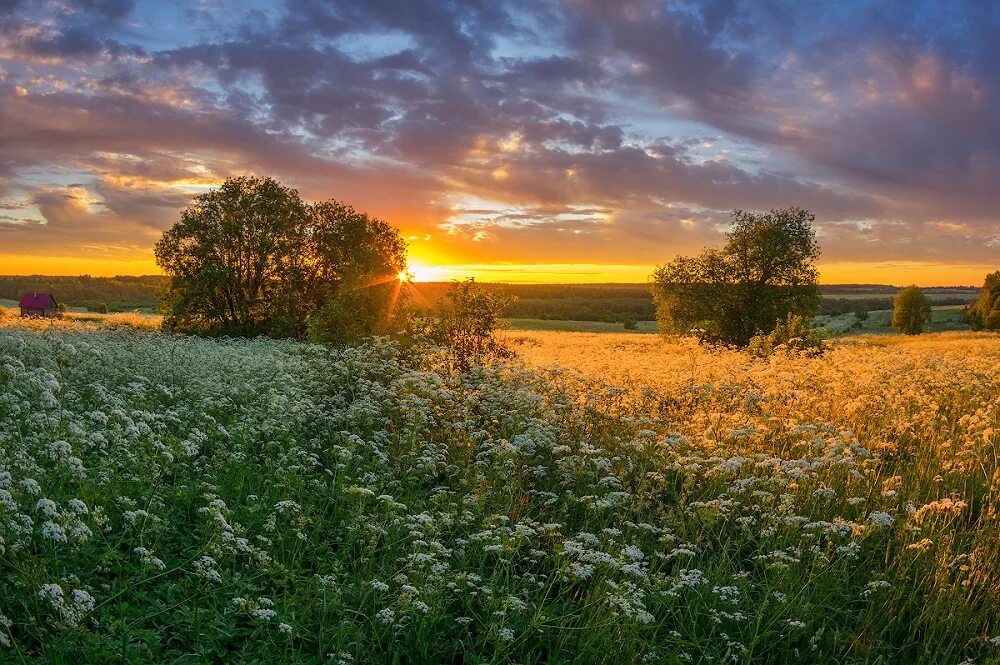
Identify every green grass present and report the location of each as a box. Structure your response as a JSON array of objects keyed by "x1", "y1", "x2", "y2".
[{"x1": 815, "y1": 305, "x2": 970, "y2": 336}]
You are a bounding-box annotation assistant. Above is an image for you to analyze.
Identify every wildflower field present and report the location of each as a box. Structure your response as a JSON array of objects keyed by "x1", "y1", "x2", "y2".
[{"x1": 1, "y1": 318, "x2": 999, "y2": 663}]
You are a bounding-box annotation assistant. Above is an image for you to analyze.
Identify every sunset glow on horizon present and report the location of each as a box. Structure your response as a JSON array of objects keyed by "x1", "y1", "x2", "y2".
[{"x1": 0, "y1": 1, "x2": 997, "y2": 285}]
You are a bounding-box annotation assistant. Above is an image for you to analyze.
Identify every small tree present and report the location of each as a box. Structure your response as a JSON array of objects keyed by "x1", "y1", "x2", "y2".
[
  {"x1": 429, "y1": 279, "x2": 513, "y2": 372},
  {"x1": 651, "y1": 207, "x2": 821, "y2": 346},
  {"x1": 967, "y1": 271, "x2": 1000, "y2": 331},
  {"x1": 891, "y1": 286, "x2": 932, "y2": 335}
]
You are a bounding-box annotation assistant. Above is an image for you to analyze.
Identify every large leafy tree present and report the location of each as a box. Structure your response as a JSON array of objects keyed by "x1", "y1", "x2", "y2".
[
  {"x1": 891, "y1": 285, "x2": 932, "y2": 335},
  {"x1": 156, "y1": 176, "x2": 407, "y2": 338},
  {"x1": 650, "y1": 207, "x2": 821, "y2": 346},
  {"x1": 155, "y1": 176, "x2": 307, "y2": 336},
  {"x1": 967, "y1": 271, "x2": 1000, "y2": 331}
]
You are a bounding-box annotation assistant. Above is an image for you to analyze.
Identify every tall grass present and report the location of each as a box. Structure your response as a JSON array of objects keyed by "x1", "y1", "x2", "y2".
[{"x1": 0, "y1": 320, "x2": 998, "y2": 663}]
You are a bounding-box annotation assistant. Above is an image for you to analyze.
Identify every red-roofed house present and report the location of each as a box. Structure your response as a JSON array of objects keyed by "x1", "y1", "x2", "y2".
[{"x1": 19, "y1": 292, "x2": 62, "y2": 318}]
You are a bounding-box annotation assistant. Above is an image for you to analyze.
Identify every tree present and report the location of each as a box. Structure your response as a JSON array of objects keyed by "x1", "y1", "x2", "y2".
[
  {"x1": 967, "y1": 271, "x2": 1000, "y2": 331},
  {"x1": 891, "y1": 286, "x2": 932, "y2": 335},
  {"x1": 650, "y1": 207, "x2": 821, "y2": 346},
  {"x1": 428, "y1": 279, "x2": 514, "y2": 372},
  {"x1": 155, "y1": 176, "x2": 408, "y2": 339},
  {"x1": 155, "y1": 176, "x2": 308, "y2": 336}
]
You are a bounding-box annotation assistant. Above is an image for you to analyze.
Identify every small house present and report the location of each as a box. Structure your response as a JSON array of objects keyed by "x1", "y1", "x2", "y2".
[{"x1": 19, "y1": 292, "x2": 62, "y2": 318}]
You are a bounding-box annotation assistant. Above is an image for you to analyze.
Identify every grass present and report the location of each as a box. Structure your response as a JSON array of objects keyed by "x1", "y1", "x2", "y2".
[
  {"x1": 0, "y1": 317, "x2": 998, "y2": 663},
  {"x1": 814, "y1": 305, "x2": 969, "y2": 336},
  {"x1": 508, "y1": 306, "x2": 973, "y2": 337}
]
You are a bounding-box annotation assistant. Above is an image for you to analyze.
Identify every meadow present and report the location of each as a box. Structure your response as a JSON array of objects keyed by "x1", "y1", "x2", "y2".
[{"x1": 1, "y1": 314, "x2": 999, "y2": 663}]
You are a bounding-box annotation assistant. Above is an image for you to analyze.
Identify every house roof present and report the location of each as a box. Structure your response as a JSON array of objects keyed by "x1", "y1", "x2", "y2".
[{"x1": 19, "y1": 292, "x2": 57, "y2": 309}]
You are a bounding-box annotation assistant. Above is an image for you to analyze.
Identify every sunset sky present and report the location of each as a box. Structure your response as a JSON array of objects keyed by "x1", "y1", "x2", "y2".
[{"x1": 0, "y1": 0, "x2": 998, "y2": 284}]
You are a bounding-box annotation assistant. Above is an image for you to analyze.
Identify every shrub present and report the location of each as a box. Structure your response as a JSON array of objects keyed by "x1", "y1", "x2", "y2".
[
  {"x1": 427, "y1": 279, "x2": 514, "y2": 371},
  {"x1": 747, "y1": 312, "x2": 825, "y2": 357},
  {"x1": 622, "y1": 316, "x2": 637, "y2": 330},
  {"x1": 307, "y1": 280, "x2": 411, "y2": 345}
]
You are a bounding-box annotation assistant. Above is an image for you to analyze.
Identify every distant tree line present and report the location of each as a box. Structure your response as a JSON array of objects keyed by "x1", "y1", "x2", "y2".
[
  {"x1": 0, "y1": 275, "x2": 166, "y2": 311},
  {"x1": 0, "y1": 275, "x2": 978, "y2": 323}
]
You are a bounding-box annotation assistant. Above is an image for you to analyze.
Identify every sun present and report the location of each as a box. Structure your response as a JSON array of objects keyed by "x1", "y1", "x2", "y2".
[
  {"x1": 402, "y1": 260, "x2": 443, "y2": 282},
  {"x1": 397, "y1": 269, "x2": 410, "y2": 282}
]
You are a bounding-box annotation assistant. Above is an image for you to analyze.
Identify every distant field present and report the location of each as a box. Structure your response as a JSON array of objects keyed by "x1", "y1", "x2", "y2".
[
  {"x1": 507, "y1": 305, "x2": 973, "y2": 336},
  {"x1": 504, "y1": 318, "x2": 658, "y2": 333},
  {"x1": 1, "y1": 278, "x2": 981, "y2": 323},
  {"x1": 815, "y1": 305, "x2": 969, "y2": 336}
]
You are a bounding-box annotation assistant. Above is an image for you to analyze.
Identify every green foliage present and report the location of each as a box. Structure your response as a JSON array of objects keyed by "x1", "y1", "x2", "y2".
[
  {"x1": 651, "y1": 207, "x2": 821, "y2": 346},
  {"x1": 155, "y1": 176, "x2": 407, "y2": 339},
  {"x1": 747, "y1": 313, "x2": 825, "y2": 358},
  {"x1": 307, "y1": 280, "x2": 411, "y2": 345},
  {"x1": 891, "y1": 286, "x2": 933, "y2": 335},
  {"x1": 967, "y1": 271, "x2": 1000, "y2": 331},
  {"x1": 427, "y1": 279, "x2": 514, "y2": 371},
  {"x1": 622, "y1": 315, "x2": 638, "y2": 330},
  {"x1": 91, "y1": 302, "x2": 109, "y2": 314},
  {"x1": 56, "y1": 302, "x2": 66, "y2": 314}
]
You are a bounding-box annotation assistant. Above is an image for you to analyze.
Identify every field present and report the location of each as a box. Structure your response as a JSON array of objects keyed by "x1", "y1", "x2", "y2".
[
  {"x1": 0, "y1": 277, "x2": 980, "y2": 323},
  {"x1": 1, "y1": 315, "x2": 999, "y2": 663},
  {"x1": 507, "y1": 305, "x2": 971, "y2": 337}
]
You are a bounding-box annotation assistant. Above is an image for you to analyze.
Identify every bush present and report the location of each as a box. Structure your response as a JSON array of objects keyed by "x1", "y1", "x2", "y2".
[
  {"x1": 622, "y1": 316, "x2": 637, "y2": 330},
  {"x1": 426, "y1": 279, "x2": 514, "y2": 371},
  {"x1": 307, "y1": 281, "x2": 411, "y2": 346},
  {"x1": 747, "y1": 313, "x2": 825, "y2": 357}
]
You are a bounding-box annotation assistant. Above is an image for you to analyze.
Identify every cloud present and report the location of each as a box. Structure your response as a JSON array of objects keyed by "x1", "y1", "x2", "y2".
[{"x1": 0, "y1": 0, "x2": 997, "y2": 277}]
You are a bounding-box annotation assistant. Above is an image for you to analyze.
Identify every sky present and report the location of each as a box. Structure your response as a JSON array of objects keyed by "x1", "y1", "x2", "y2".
[{"x1": 0, "y1": 0, "x2": 998, "y2": 285}]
